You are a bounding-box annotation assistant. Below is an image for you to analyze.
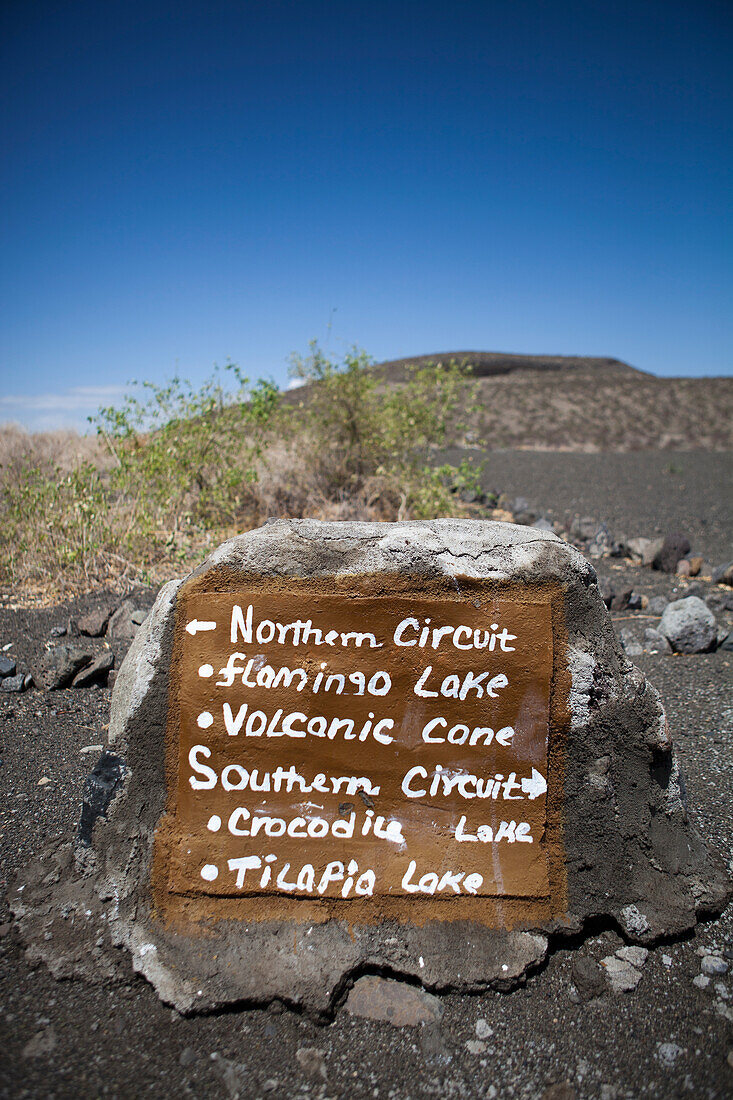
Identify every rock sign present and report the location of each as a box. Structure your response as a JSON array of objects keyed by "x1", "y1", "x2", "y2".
[{"x1": 12, "y1": 520, "x2": 729, "y2": 1015}]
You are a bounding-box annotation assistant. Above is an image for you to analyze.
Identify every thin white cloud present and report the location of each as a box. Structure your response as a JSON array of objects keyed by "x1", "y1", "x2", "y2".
[
  {"x1": 0, "y1": 385, "x2": 130, "y2": 433},
  {"x1": 0, "y1": 385, "x2": 127, "y2": 411}
]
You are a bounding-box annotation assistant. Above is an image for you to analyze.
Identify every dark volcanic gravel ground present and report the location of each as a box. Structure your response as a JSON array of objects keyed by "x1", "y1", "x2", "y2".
[
  {"x1": 443, "y1": 450, "x2": 733, "y2": 563},
  {"x1": 1, "y1": 455, "x2": 732, "y2": 1100}
]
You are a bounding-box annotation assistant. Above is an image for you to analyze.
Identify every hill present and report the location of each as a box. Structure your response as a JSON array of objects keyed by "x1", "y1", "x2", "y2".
[{"x1": 373, "y1": 352, "x2": 732, "y2": 451}]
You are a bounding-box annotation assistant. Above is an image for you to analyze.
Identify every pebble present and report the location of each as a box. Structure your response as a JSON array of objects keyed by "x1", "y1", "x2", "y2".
[
  {"x1": 179, "y1": 1047, "x2": 197, "y2": 1066},
  {"x1": 653, "y1": 534, "x2": 691, "y2": 573},
  {"x1": 295, "y1": 1047, "x2": 327, "y2": 1081},
  {"x1": 49, "y1": 625, "x2": 67, "y2": 638},
  {"x1": 466, "y1": 1040, "x2": 486, "y2": 1055},
  {"x1": 643, "y1": 627, "x2": 671, "y2": 654},
  {"x1": 80, "y1": 744, "x2": 104, "y2": 755},
  {"x1": 475, "y1": 1018, "x2": 494, "y2": 1039},
  {"x1": 0, "y1": 673, "x2": 27, "y2": 693},
  {"x1": 701, "y1": 955, "x2": 728, "y2": 976},
  {"x1": 692, "y1": 974, "x2": 710, "y2": 990},
  {"x1": 662, "y1": 954, "x2": 672, "y2": 967},
  {"x1": 22, "y1": 1027, "x2": 57, "y2": 1058},
  {"x1": 615, "y1": 946, "x2": 649, "y2": 968},
  {"x1": 618, "y1": 628, "x2": 643, "y2": 657},
  {"x1": 0, "y1": 655, "x2": 17, "y2": 678},
  {"x1": 601, "y1": 956, "x2": 643, "y2": 994},
  {"x1": 656, "y1": 1042, "x2": 684, "y2": 1067},
  {"x1": 648, "y1": 595, "x2": 669, "y2": 616}
]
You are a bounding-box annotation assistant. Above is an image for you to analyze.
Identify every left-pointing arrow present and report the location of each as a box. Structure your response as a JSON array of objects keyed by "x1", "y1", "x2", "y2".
[
  {"x1": 185, "y1": 619, "x2": 217, "y2": 635},
  {"x1": 521, "y1": 768, "x2": 547, "y2": 800}
]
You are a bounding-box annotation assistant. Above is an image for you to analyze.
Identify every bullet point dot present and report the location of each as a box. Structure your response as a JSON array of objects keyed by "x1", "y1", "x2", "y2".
[
  {"x1": 197, "y1": 711, "x2": 213, "y2": 729},
  {"x1": 200, "y1": 864, "x2": 218, "y2": 882},
  {"x1": 207, "y1": 815, "x2": 222, "y2": 832},
  {"x1": 198, "y1": 663, "x2": 214, "y2": 678}
]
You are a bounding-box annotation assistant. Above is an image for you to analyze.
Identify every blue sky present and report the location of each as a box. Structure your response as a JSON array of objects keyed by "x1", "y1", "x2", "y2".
[{"x1": 1, "y1": 0, "x2": 731, "y2": 431}]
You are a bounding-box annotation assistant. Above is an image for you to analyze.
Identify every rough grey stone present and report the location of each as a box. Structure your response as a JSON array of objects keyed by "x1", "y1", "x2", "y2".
[
  {"x1": 659, "y1": 597, "x2": 717, "y2": 654},
  {"x1": 627, "y1": 537, "x2": 664, "y2": 567},
  {"x1": 712, "y1": 561, "x2": 733, "y2": 586},
  {"x1": 71, "y1": 650, "x2": 114, "y2": 688},
  {"x1": 571, "y1": 956, "x2": 605, "y2": 1000},
  {"x1": 0, "y1": 673, "x2": 27, "y2": 693},
  {"x1": 0, "y1": 655, "x2": 17, "y2": 678},
  {"x1": 648, "y1": 596, "x2": 669, "y2": 616},
  {"x1": 77, "y1": 604, "x2": 117, "y2": 637},
  {"x1": 615, "y1": 945, "x2": 649, "y2": 968},
  {"x1": 345, "y1": 976, "x2": 442, "y2": 1026},
  {"x1": 106, "y1": 600, "x2": 139, "y2": 643},
  {"x1": 701, "y1": 955, "x2": 728, "y2": 977},
  {"x1": 11, "y1": 519, "x2": 730, "y2": 1017},
  {"x1": 601, "y1": 955, "x2": 643, "y2": 994},
  {"x1": 475, "y1": 1018, "x2": 494, "y2": 1039},
  {"x1": 644, "y1": 628, "x2": 672, "y2": 655},
  {"x1": 618, "y1": 628, "x2": 643, "y2": 657},
  {"x1": 656, "y1": 1043, "x2": 684, "y2": 1067},
  {"x1": 653, "y1": 535, "x2": 691, "y2": 573},
  {"x1": 34, "y1": 645, "x2": 93, "y2": 690}
]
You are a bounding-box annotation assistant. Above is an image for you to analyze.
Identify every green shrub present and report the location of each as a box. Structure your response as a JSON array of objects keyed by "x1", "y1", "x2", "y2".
[{"x1": 0, "y1": 348, "x2": 485, "y2": 594}]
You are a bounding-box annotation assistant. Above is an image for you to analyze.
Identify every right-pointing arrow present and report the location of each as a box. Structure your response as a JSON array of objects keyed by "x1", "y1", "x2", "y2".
[{"x1": 521, "y1": 768, "x2": 547, "y2": 800}]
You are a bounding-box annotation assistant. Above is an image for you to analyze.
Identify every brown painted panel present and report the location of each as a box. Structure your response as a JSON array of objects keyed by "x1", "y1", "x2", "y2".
[{"x1": 167, "y1": 590, "x2": 553, "y2": 901}]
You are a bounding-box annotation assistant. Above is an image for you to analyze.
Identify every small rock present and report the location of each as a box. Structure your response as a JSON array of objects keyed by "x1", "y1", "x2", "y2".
[
  {"x1": 419, "y1": 1023, "x2": 451, "y2": 1063},
  {"x1": 49, "y1": 625, "x2": 67, "y2": 638},
  {"x1": 626, "y1": 592, "x2": 643, "y2": 611},
  {"x1": 662, "y1": 954, "x2": 672, "y2": 967},
  {"x1": 701, "y1": 955, "x2": 728, "y2": 977},
  {"x1": 72, "y1": 650, "x2": 114, "y2": 688},
  {"x1": 571, "y1": 956, "x2": 605, "y2": 1000},
  {"x1": 78, "y1": 605, "x2": 117, "y2": 638},
  {"x1": 38, "y1": 776, "x2": 51, "y2": 786},
  {"x1": 107, "y1": 669, "x2": 118, "y2": 689},
  {"x1": 717, "y1": 631, "x2": 733, "y2": 653},
  {"x1": 295, "y1": 1047, "x2": 327, "y2": 1081},
  {"x1": 0, "y1": 673, "x2": 27, "y2": 693},
  {"x1": 676, "y1": 559, "x2": 691, "y2": 577},
  {"x1": 601, "y1": 955, "x2": 643, "y2": 993},
  {"x1": 627, "y1": 536, "x2": 664, "y2": 567},
  {"x1": 179, "y1": 1047, "x2": 197, "y2": 1067},
  {"x1": 542, "y1": 1085, "x2": 577, "y2": 1100},
  {"x1": 35, "y1": 645, "x2": 93, "y2": 690},
  {"x1": 615, "y1": 945, "x2": 649, "y2": 968},
  {"x1": 571, "y1": 515, "x2": 600, "y2": 542},
  {"x1": 466, "y1": 1040, "x2": 486, "y2": 1055},
  {"x1": 0, "y1": 655, "x2": 17, "y2": 678},
  {"x1": 712, "y1": 561, "x2": 733, "y2": 586},
  {"x1": 618, "y1": 628, "x2": 643, "y2": 657},
  {"x1": 475, "y1": 1017, "x2": 493, "y2": 1039},
  {"x1": 688, "y1": 556, "x2": 704, "y2": 577},
  {"x1": 659, "y1": 597, "x2": 717, "y2": 653},
  {"x1": 610, "y1": 588, "x2": 633, "y2": 611},
  {"x1": 80, "y1": 744, "x2": 104, "y2": 755},
  {"x1": 693, "y1": 974, "x2": 711, "y2": 990},
  {"x1": 345, "y1": 976, "x2": 442, "y2": 1027},
  {"x1": 653, "y1": 534, "x2": 691, "y2": 573},
  {"x1": 657, "y1": 1042, "x2": 684, "y2": 1067},
  {"x1": 131, "y1": 608, "x2": 148, "y2": 626},
  {"x1": 648, "y1": 595, "x2": 669, "y2": 616},
  {"x1": 532, "y1": 517, "x2": 554, "y2": 532},
  {"x1": 22, "y1": 1027, "x2": 57, "y2": 1058},
  {"x1": 107, "y1": 600, "x2": 139, "y2": 642},
  {"x1": 643, "y1": 627, "x2": 672, "y2": 654}
]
